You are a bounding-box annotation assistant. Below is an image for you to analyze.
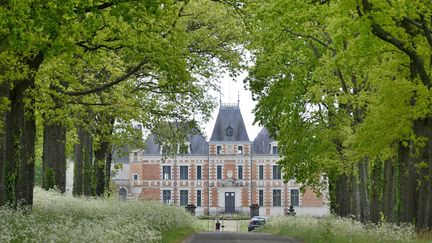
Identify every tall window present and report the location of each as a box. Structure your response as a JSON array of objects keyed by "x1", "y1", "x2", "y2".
[
  {"x1": 133, "y1": 174, "x2": 139, "y2": 180},
  {"x1": 196, "y1": 190, "x2": 202, "y2": 207},
  {"x1": 180, "y1": 190, "x2": 188, "y2": 206},
  {"x1": 291, "y1": 189, "x2": 299, "y2": 206},
  {"x1": 238, "y1": 145, "x2": 243, "y2": 155},
  {"x1": 217, "y1": 165, "x2": 222, "y2": 180},
  {"x1": 162, "y1": 190, "x2": 171, "y2": 204},
  {"x1": 180, "y1": 166, "x2": 188, "y2": 180},
  {"x1": 259, "y1": 165, "x2": 264, "y2": 180},
  {"x1": 259, "y1": 190, "x2": 264, "y2": 207},
  {"x1": 272, "y1": 146, "x2": 279, "y2": 154},
  {"x1": 273, "y1": 189, "x2": 282, "y2": 207},
  {"x1": 217, "y1": 145, "x2": 222, "y2": 155},
  {"x1": 273, "y1": 165, "x2": 281, "y2": 180},
  {"x1": 162, "y1": 166, "x2": 171, "y2": 180},
  {"x1": 238, "y1": 165, "x2": 243, "y2": 180},
  {"x1": 196, "y1": 165, "x2": 202, "y2": 180}
]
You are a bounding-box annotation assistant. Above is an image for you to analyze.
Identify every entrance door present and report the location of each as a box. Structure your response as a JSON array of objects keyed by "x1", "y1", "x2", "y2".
[{"x1": 225, "y1": 192, "x2": 235, "y2": 213}]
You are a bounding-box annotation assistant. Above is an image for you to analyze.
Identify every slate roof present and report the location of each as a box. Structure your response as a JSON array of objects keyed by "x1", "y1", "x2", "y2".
[
  {"x1": 252, "y1": 128, "x2": 275, "y2": 154},
  {"x1": 143, "y1": 132, "x2": 208, "y2": 155},
  {"x1": 210, "y1": 103, "x2": 250, "y2": 142}
]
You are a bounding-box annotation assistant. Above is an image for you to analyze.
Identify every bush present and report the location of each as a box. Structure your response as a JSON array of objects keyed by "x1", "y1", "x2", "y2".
[{"x1": 0, "y1": 187, "x2": 199, "y2": 242}]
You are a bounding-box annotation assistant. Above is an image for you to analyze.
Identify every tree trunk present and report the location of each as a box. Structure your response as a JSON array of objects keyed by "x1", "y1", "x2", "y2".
[
  {"x1": 351, "y1": 173, "x2": 361, "y2": 219},
  {"x1": 82, "y1": 131, "x2": 93, "y2": 196},
  {"x1": 73, "y1": 128, "x2": 84, "y2": 196},
  {"x1": 42, "y1": 123, "x2": 66, "y2": 192},
  {"x1": 398, "y1": 141, "x2": 416, "y2": 222},
  {"x1": 370, "y1": 159, "x2": 382, "y2": 224},
  {"x1": 0, "y1": 82, "x2": 9, "y2": 206},
  {"x1": 105, "y1": 149, "x2": 113, "y2": 195},
  {"x1": 335, "y1": 174, "x2": 351, "y2": 217},
  {"x1": 358, "y1": 158, "x2": 371, "y2": 223},
  {"x1": 94, "y1": 140, "x2": 108, "y2": 196},
  {"x1": 382, "y1": 157, "x2": 396, "y2": 222},
  {"x1": 4, "y1": 81, "x2": 36, "y2": 208}
]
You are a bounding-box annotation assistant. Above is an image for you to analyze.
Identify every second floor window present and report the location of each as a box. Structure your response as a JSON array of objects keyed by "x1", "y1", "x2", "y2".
[
  {"x1": 217, "y1": 165, "x2": 222, "y2": 180},
  {"x1": 259, "y1": 165, "x2": 264, "y2": 180},
  {"x1": 273, "y1": 165, "x2": 281, "y2": 180},
  {"x1": 162, "y1": 166, "x2": 171, "y2": 180},
  {"x1": 238, "y1": 165, "x2": 243, "y2": 180},
  {"x1": 238, "y1": 145, "x2": 243, "y2": 155},
  {"x1": 180, "y1": 166, "x2": 188, "y2": 180},
  {"x1": 196, "y1": 165, "x2": 202, "y2": 180}
]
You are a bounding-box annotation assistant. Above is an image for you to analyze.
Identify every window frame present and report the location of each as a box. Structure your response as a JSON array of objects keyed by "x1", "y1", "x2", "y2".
[
  {"x1": 238, "y1": 145, "x2": 243, "y2": 155},
  {"x1": 259, "y1": 165, "x2": 264, "y2": 180},
  {"x1": 258, "y1": 189, "x2": 264, "y2": 207},
  {"x1": 180, "y1": 190, "x2": 188, "y2": 206},
  {"x1": 217, "y1": 165, "x2": 222, "y2": 180},
  {"x1": 162, "y1": 190, "x2": 171, "y2": 204},
  {"x1": 162, "y1": 165, "x2": 171, "y2": 180},
  {"x1": 196, "y1": 165, "x2": 202, "y2": 180},
  {"x1": 196, "y1": 190, "x2": 202, "y2": 207},
  {"x1": 216, "y1": 145, "x2": 222, "y2": 155},
  {"x1": 290, "y1": 189, "x2": 300, "y2": 206},
  {"x1": 272, "y1": 165, "x2": 281, "y2": 180},
  {"x1": 238, "y1": 165, "x2": 243, "y2": 180},
  {"x1": 180, "y1": 166, "x2": 188, "y2": 180},
  {"x1": 273, "y1": 189, "x2": 282, "y2": 207}
]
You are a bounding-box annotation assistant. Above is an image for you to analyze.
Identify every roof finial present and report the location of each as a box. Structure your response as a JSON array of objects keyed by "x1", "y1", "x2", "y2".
[{"x1": 237, "y1": 91, "x2": 240, "y2": 106}]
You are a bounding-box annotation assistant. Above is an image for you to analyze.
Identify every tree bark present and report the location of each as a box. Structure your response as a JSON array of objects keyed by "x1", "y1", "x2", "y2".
[
  {"x1": 0, "y1": 82, "x2": 9, "y2": 206},
  {"x1": 105, "y1": 149, "x2": 113, "y2": 195},
  {"x1": 335, "y1": 174, "x2": 351, "y2": 217},
  {"x1": 82, "y1": 131, "x2": 93, "y2": 196},
  {"x1": 73, "y1": 128, "x2": 84, "y2": 196},
  {"x1": 382, "y1": 157, "x2": 396, "y2": 222},
  {"x1": 94, "y1": 140, "x2": 108, "y2": 196},
  {"x1": 358, "y1": 157, "x2": 371, "y2": 223},
  {"x1": 351, "y1": 173, "x2": 361, "y2": 219},
  {"x1": 398, "y1": 141, "x2": 416, "y2": 222},
  {"x1": 370, "y1": 159, "x2": 382, "y2": 224},
  {"x1": 42, "y1": 123, "x2": 66, "y2": 192}
]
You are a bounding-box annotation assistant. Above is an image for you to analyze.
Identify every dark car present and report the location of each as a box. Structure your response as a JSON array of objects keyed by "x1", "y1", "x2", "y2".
[{"x1": 247, "y1": 217, "x2": 267, "y2": 232}]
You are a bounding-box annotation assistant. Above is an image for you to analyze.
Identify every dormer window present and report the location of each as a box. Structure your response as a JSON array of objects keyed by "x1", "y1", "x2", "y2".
[
  {"x1": 272, "y1": 146, "x2": 279, "y2": 155},
  {"x1": 238, "y1": 145, "x2": 243, "y2": 155},
  {"x1": 217, "y1": 145, "x2": 222, "y2": 155},
  {"x1": 225, "y1": 125, "x2": 233, "y2": 136}
]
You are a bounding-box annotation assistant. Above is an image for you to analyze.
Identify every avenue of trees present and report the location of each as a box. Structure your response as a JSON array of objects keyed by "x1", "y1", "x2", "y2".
[
  {"x1": 0, "y1": 0, "x2": 243, "y2": 207},
  {"x1": 245, "y1": 0, "x2": 432, "y2": 231},
  {"x1": 1, "y1": 0, "x2": 431, "y2": 234}
]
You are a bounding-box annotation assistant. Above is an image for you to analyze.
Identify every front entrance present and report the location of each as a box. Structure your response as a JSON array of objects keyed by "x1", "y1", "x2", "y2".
[{"x1": 225, "y1": 192, "x2": 235, "y2": 213}]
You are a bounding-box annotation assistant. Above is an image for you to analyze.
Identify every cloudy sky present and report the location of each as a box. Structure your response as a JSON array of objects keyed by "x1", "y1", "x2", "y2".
[{"x1": 204, "y1": 71, "x2": 263, "y2": 141}]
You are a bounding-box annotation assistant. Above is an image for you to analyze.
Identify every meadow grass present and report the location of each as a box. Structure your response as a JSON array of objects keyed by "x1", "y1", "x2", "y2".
[
  {"x1": 256, "y1": 215, "x2": 426, "y2": 243},
  {"x1": 0, "y1": 187, "x2": 199, "y2": 242}
]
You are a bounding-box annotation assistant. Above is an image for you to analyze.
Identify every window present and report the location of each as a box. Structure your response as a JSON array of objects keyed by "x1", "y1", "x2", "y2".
[
  {"x1": 272, "y1": 146, "x2": 279, "y2": 155},
  {"x1": 291, "y1": 189, "x2": 299, "y2": 206},
  {"x1": 133, "y1": 174, "x2": 139, "y2": 180},
  {"x1": 162, "y1": 166, "x2": 171, "y2": 180},
  {"x1": 180, "y1": 190, "x2": 188, "y2": 206},
  {"x1": 238, "y1": 145, "x2": 243, "y2": 155},
  {"x1": 217, "y1": 165, "x2": 222, "y2": 180},
  {"x1": 273, "y1": 190, "x2": 282, "y2": 206},
  {"x1": 273, "y1": 165, "x2": 281, "y2": 180},
  {"x1": 238, "y1": 165, "x2": 243, "y2": 180},
  {"x1": 259, "y1": 165, "x2": 264, "y2": 180},
  {"x1": 217, "y1": 145, "x2": 222, "y2": 155},
  {"x1": 180, "y1": 166, "x2": 188, "y2": 180},
  {"x1": 163, "y1": 190, "x2": 171, "y2": 204},
  {"x1": 196, "y1": 190, "x2": 202, "y2": 207},
  {"x1": 196, "y1": 165, "x2": 202, "y2": 180},
  {"x1": 259, "y1": 190, "x2": 264, "y2": 207}
]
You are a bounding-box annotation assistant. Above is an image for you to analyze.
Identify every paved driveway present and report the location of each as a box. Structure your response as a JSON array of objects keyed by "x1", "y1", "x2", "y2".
[{"x1": 184, "y1": 232, "x2": 301, "y2": 243}]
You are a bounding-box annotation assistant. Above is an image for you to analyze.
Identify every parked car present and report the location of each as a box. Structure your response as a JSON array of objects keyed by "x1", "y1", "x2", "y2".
[{"x1": 248, "y1": 216, "x2": 267, "y2": 232}]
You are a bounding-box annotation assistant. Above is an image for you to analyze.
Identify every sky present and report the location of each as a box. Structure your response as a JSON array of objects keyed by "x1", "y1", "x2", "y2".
[{"x1": 204, "y1": 71, "x2": 263, "y2": 141}]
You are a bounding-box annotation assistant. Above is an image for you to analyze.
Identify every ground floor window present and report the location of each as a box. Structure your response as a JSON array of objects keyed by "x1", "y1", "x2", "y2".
[
  {"x1": 273, "y1": 189, "x2": 281, "y2": 206},
  {"x1": 162, "y1": 190, "x2": 171, "y2": 204},
  {"x1": 196, "y1": 190, "x2": 201, "y2": 207},
  {"x1": 180, "y1": 190, "x2": 188, "y2": 206},
  {"x1": 259, "y1": 190, "x2": 264, "y2": 207},
  {"x1": 291, "y1": 189, "x2": 299, "y2": 206}
]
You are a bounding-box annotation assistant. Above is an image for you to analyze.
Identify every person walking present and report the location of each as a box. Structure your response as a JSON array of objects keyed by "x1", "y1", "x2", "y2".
[{"x1": 215, "y1": 220, "x2": 221, "y2": 231}]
